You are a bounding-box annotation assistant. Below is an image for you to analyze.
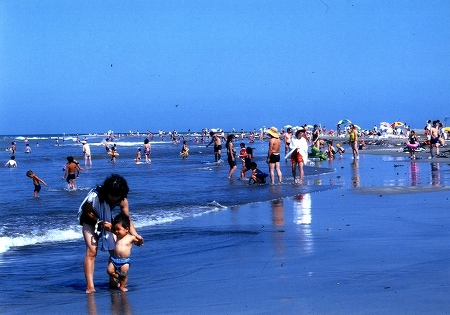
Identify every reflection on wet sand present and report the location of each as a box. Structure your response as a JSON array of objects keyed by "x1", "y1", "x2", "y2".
[
  {"x1": 87, "y1": 293, "x2": 98, "y2": 315},
  {"x1": 431, "y1": 162, "x2": 440, "y2": 186},
  {"x1": 271, "y1": 199, "x2": 284, "y2": 226},
  {"x1": 111, "y1": 291, "x2": 133, "y2": 315},
  {"x1": 409, "y1": 162, "x2": 419, "y2": 186},
  {"x1": 351, "y1": 160, "x2": 360, "y2": 187},
  {"x1": 86, "y1": 290, "x2": 134, "y2": 315},
  {"x1": 270, "y1": 198, "x2": 285, "y2": 255},
  {"x1": 293, "y1": 194, "x2": 313, "y2": 254}
]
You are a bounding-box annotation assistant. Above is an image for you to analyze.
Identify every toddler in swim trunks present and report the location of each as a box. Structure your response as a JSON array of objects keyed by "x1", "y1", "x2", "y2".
[{"x1": 107, "y1": 212, "x2": 140, "y2": 292}]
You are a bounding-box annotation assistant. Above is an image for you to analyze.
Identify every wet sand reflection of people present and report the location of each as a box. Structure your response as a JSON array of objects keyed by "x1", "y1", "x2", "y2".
[
  {"x1": 87, "y1": 293, "x2": 98, "y2": 315},
  {"x1": 110, "y1": 291, "x2": 133, "y2": 315},
  {"x1": 431, "y1": 163, "x2": 440, "y2": 186},
  {"x1": 351, "y1": 160, "x2": 360, "y2": 187},
  {"x1": 409, "y1": 162, "x2": 419, "y2": 186},
  {"x1": 271, "y1": 199, "x2": 284, "y2": 226},
  {"x1": 270, "y1": 198, "x2": 285, "y2": 256},
  {"x1": 293, "y1": 194, "x2": 313, "y2": 254}
]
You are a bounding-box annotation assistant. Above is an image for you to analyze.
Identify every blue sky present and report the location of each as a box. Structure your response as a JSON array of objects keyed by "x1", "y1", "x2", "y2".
[{"x1": 1, "y1": 1, "x2": 449, "y2": 135}]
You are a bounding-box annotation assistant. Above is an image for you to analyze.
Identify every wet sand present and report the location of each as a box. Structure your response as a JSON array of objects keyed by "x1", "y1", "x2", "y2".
[{"x1": 88, "y1": 150, "x2": 449, "y2": 314}]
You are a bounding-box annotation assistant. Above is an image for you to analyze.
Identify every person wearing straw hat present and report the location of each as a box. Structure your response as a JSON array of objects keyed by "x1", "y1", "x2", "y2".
[{"x1": 266, "y1": 127, "x2": 282, "y2": 184}]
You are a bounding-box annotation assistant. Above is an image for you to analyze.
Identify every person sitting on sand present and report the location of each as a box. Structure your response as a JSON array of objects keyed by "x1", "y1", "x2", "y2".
[
  {"x1": 324, "y1": 140, "x2": 337, "y2": 160},
  {"x1": 249, "y1": 162, "x2": 268, "y2": 185},
  {"x1": 107, "y1": 213, "x2": 140, "y2": 292},
  {"x1": 335, "y1": 143, "x2": 345, "y2": 157},
  {"x1": 358, "y1": 139, "x2": 367, "y2": 150}
]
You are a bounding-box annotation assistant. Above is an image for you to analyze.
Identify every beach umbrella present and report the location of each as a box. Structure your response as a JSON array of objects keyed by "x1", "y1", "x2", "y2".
[
  {"x1": 391, "y1": 122, "x2": 404, "y2": 128},
  {"x1": 337, "y1": 119, "x2": 351, "y2": 125},
  {"x1": 443, "y1": 127, "x2": 450, "y2": 132}
]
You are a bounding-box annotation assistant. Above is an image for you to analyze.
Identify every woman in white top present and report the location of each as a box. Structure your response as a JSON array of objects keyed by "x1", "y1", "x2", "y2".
[{"x1": 288, "y1": 128, "x2": 309, "y2": 184}]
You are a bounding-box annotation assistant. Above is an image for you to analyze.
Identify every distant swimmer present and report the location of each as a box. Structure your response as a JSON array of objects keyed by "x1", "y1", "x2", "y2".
[
  {"x1": 134, "y1": 147, "x2": 141, "y2": 162},
  {"x1": 104, "y1": 138, "x2": 111, "y2": 152},
  {"x1": 110, "y1": 144, "x2": 118, "y2": 162},
  {"x1": 63, "y1": 156, "x2": 81, "y2": 189},
  {"x1": 180, "y1": 140, "x2": 189, "y2": 158},
  {"x1": 10, "y1": 142, "x2": 16, "y2": 154},
  {"x1": 143, "y1": 138, "x2": 151, "y2": 163},
  {"x1": 5, "y1": 155, "x2": 17, "y2": 168},
  {"x1": 206, "y1": 131, "x2": 225, "y2": 162},
  {"x1": 226, "y1": 134, "x2": 237, "y2": 179},
  {"x1": 81, "y1": 140, "x2": 92, "y2": 166},
  {"x1": 26, "y1": 170, "x2": 47, "y2": 197},
  {"x1": 25, "y1": 143, "x2": 32, "y2": 153}
]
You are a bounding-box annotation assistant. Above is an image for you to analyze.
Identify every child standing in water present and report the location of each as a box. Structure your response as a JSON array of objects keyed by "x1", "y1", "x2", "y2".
[
  {"x1": 26, "y1": 170, "x2": 47, "y2": 197},
  {"x1": 134, "y1": 147, "x2": 141, "y2": 162},
  {"x1": 107, "y1": 213, "x2": 140, "y2": 292},
  {"x1": 180, "y1": 140, "x2": 189, "y2": 158}
]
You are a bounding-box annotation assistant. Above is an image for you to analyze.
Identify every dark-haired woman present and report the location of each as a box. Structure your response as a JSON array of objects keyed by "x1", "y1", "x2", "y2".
[
  {"x1": 78, "y1": 174, "x2": 144, "y2": 293},
  {"x1": 226, "y1": 134, "x2": 237, "y2": 178}
]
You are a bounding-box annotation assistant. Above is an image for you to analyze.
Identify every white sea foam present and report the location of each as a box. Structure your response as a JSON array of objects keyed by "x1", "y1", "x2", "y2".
[{"x1": 0, "y1": 228, "x2": 81, "y2": 254}]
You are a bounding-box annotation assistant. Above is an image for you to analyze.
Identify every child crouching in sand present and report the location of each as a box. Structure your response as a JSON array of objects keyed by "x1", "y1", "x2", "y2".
[
  {"x1": 107, "y1": 213, "x2": 140, "y2": 292},
  {"x1": 248, "y1": 162, "x2": 268, "y2": 185}
]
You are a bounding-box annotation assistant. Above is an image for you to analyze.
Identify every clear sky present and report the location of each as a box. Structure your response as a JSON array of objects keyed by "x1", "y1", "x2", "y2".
[{"x1": 1, "y1": 1, "x2": 449, "y2": 135}]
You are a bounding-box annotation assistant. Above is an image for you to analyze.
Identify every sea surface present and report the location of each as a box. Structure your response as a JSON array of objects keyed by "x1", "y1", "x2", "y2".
[
  {"x1": 2, "y1": 133, "x2": 450, "y2": 314},
  {"x1": 0, "y1": 133, "x2": 339, "y2": 254}
]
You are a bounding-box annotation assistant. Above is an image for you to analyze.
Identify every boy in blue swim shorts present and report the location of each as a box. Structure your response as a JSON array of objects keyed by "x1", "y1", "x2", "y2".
[{"x1": 107, "y1": 213, "x2": 140, "y2": 292}]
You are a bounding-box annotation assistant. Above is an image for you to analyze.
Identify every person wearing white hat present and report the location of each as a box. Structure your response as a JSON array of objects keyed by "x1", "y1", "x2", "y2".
[
  {"x1": 82, "y1": 140, "x2": 92, "y2": 166},
  {"x1": 266, "y1": 127, "x2": 282, "y2": 184}
]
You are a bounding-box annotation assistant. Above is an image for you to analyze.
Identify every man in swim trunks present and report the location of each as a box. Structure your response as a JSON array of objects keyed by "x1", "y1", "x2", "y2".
[
  {"x1": 206, "y1": 131, "x2": 224, "y2": 162},
  {"x1": 266, "y1": 127, "x2": 282, "y2": 184},
  {"x1": 63, "y1": 156, "x2": 81, "y2": 189},
  {"x1": 284, "y1": 128, "x2": 292, "y2": 156},
  {"x1": 143, "y1": 138, "x2": 151, "y2": 163},
  {"x1": 430, "y1": 120, "x2": 440, "y2": 158}
]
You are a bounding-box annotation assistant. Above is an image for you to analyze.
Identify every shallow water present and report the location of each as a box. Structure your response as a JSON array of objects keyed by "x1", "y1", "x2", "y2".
[{"x1": 0, "y1": 134, "x2": 338, "y2": 253}]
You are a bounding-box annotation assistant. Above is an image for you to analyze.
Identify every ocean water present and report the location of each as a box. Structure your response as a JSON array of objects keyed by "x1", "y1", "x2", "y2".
[{"x1": 0, "y1": 133, "x2": 338, "y2": 254}]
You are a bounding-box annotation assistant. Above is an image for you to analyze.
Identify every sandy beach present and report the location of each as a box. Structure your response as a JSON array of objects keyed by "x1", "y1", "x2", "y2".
[{"x1": 2, "y1": 136, "x2": 450, "y2": 315}]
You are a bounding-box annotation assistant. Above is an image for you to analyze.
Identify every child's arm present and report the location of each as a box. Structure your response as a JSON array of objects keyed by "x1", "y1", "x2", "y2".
[{"x1": 38, "y1": 176, "x2": 47, "y2": 186}]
